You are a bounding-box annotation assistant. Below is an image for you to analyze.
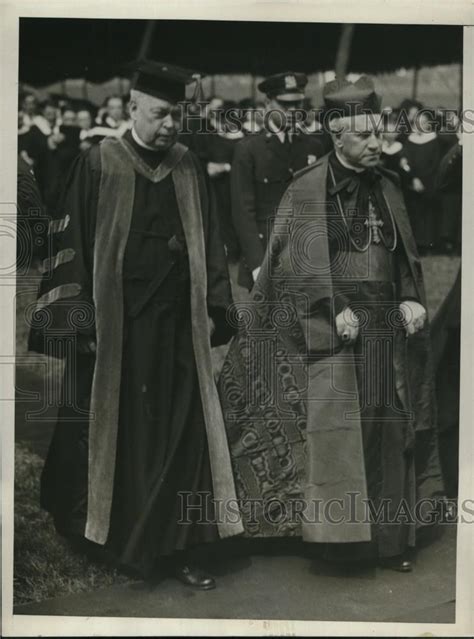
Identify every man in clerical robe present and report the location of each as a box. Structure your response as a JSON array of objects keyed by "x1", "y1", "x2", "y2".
[
  {"x1": 28, "y1": 59, "x2": 243, "y2": 589},
  {"x1": 219, "y1": 77, "x2": 444, "y2": 572}
]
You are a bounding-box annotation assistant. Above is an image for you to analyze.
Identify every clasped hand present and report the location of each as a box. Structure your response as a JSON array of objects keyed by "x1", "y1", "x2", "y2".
[
  {"x1": 399, "y1": 300, "x2": 426, "y2": 336},
  {"x1": 335, "y1": 300, "x2": 427, "y2": 344}
]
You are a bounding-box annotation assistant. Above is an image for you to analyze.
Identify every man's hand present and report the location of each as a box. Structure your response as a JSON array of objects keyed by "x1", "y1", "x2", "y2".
[
  {"x1": 207, "y1": 162, "x2": 231, "y2": 177},
  {"x1": 335, "y1": 307, "x2": 359, "y2": 346},
  {"x1": 411, "y1": 177, "x2": 425, "y2": 193},
  {"x1": 252, "y1": 267, "x2": 261, "y2": 282},
  {"x1": 209, "y1": 316, "x2": 216, "y2": 338},
  {"x1": 400, "y1": 300, "x2": 427, "y2": 336},
  {"x1": 76, "y1": 335, "x2": 97, "y2": 355},
  {"x1": 79, "y1": 140, "x2": 92, "y2": 152},
  {"x1": 47, "y1": 132, "x2": 65, "y2": 151}
]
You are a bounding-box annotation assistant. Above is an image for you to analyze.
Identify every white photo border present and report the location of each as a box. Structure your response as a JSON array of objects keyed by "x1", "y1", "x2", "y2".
[{"x1": 1, "y1": 2, "x2": 473, "y2": 636}]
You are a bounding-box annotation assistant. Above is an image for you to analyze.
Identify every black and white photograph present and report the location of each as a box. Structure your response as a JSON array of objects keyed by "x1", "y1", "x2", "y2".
[{"x1": 1, "y1": 3, "x2": 473, "y2": 636}]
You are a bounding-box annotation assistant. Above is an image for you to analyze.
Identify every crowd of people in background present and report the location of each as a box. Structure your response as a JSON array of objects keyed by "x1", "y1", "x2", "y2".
[
  {"x1": 18, "y1": 91, "x2": 131, "y2": 218},
  {"x1": 17, "y1": 86, "x2": 462, "y2": 270}
]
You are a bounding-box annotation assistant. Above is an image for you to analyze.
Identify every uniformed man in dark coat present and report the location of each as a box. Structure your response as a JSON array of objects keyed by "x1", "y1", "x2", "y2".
[{"x1": 231, "y1": 72, "x2": 326, "y2": 289}]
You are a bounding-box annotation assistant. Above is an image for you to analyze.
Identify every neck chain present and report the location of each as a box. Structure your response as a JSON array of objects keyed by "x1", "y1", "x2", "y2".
[{"x1": 328, "y1": 163, "x2": 398, "y2": 253}]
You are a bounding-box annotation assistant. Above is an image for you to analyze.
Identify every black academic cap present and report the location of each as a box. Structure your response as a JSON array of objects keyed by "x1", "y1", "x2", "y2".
[
  {"x1": 126, "y1": 59, "x2": 203, "y2": 103},
  {"x1": 258, "y1": 72, "x2": 308, "y2": 101},
  {"x1": 323, "y1": 76, "x2": 382, "y2": 119}
]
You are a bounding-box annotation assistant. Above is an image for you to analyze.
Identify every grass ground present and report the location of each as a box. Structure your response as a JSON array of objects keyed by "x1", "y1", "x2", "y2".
[
  {"x1": 14, "y1": 443, "x2": 130, "y2": 606},
  {"x1": 13, "y1": 254, "x2": 460, "y2": 605}
]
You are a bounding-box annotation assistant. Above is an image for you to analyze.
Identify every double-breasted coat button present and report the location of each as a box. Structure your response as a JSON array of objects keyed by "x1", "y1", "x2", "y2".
[{"x1": 263, "y1": 177, "x2": 268, "y2": 183}]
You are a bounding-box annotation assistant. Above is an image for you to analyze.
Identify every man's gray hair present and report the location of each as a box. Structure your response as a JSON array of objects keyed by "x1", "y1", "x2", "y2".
[{"x1": 129, "y1": 89, "x2": 149, "y2": 106}]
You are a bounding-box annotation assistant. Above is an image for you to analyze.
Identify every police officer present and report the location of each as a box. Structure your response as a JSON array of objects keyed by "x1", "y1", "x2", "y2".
[{"x1": 231, "y1": 71, "x2": 326, "y2": 289}]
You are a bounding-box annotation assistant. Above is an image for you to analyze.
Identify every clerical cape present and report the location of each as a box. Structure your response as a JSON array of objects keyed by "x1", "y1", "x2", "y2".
[
  {"x1": 218, "y1": 153, "x2": 444, "y2": 548},
  {"x1": 29, "y1": 133, "x2": 243, "y2": 574}
]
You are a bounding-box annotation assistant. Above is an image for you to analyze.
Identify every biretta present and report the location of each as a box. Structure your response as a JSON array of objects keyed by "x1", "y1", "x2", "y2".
[
  {"x1": 323, "y1": 76, "x2": 382, "y2": 119},
  {"x1": 258, "y1": 72, "x2": 308, "y2": 102},
  {"x1": 126, "y1": 59, "x2": 203, "y2": 103}
]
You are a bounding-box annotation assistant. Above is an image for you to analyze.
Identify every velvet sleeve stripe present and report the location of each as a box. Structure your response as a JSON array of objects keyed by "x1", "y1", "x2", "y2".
[
  {"x1": 40, "y1": 248, "x2": 76, "y2": 274},
  {"x1": 48, "y1": 214, "x2": 71, "y2": 235},
  {"x1": 35, "y1": 282, "x2": 82, "y2": 310}
]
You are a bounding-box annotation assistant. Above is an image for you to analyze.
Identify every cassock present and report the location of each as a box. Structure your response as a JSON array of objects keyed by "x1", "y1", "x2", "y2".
[
  {"x1": 219, "y1": 151, "x2": 444, "y2": 559},
  {"x1": 29, "y1": 129, "x2": 243, "y2": 577}
]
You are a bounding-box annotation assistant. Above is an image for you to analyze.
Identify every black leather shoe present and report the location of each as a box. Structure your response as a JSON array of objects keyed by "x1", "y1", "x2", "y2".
[
  {"x1": 174, "y1": 564, "x2": 216, "y2": 590},
  {"x1": 379, "y1": 555, "x2": 413, "y2": 573}
]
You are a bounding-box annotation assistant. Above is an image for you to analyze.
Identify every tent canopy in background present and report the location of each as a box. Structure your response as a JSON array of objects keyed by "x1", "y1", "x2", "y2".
[
  {"x1": 20, "y1": 19, "x2": 462, "y2": 82},
  {"x1": 19, "y1": 20, "x2": 463, "y2": 109}
]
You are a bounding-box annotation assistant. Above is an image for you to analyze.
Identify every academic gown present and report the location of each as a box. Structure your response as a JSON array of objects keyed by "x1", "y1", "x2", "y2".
[
  {"x1": 17, "y1": 125, "x2": 50, "y2": 202},
  {"x1": 32, "y1": 130, "x2": 236, "y2": 577},
  {"x1": 45, "y1": 127, "x2": 82, "y2": 214},
  {"x1": 17, "y1": 155, "x2": 46, "y2": 263}
]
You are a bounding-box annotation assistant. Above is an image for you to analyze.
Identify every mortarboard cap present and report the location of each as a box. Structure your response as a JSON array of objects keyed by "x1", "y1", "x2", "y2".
[
  {"x1": 323, "y1": 76, "x2": 382, "y2": 119},
  {"x1": 126, "y1": 59, "x2": 203, "y2": 103},
  {"x1": 258, "y1": 72, "x2": 308, "y2": 102}
]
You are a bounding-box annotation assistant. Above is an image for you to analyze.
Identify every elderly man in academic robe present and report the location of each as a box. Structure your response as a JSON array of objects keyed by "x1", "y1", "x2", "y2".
[
  {"x1": 219, "y1": 77, "x2": 444, "y2": 572},
  {"x1": 28, "y1": 60, "x2": 243, "y2": 589}
]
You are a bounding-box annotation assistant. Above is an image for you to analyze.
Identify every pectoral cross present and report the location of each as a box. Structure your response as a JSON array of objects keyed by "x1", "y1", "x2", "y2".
[{"x1": 365, "y1": 197, "x2": 384, "y2": 244}]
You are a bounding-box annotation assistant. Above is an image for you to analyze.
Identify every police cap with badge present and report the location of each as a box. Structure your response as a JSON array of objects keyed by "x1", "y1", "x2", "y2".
[{"x1": 258, "y1": 72, "x2": 308, "y2": 102}]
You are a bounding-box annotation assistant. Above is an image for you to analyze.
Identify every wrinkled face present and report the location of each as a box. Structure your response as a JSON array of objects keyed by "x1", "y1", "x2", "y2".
[
  {"x1": 77, "y1": 110, "x2": 92, "y2": 130},
  {"x1": 43, "y1": 105, "x2": 58, "y2": 126},
  {"x1": 107, "y1": 97, "x2": 124, "y2": 122},
  {"x1": 22, "y1": 95, "x2": 37, "y2": 116},
  {"x1": 267, "y1": 97, "x2": 304, "y2": 131},
  {"x1": 129, "y1": 92, "x2": 181, "y2": 150},
  {"x1": 332, "y1": 114, "x2": 383, "y2": 168},
  {"x1": 62, "y1": 109, "x2": 77, "y2": 126}
]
